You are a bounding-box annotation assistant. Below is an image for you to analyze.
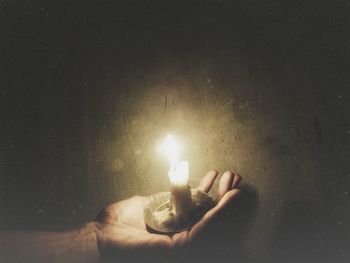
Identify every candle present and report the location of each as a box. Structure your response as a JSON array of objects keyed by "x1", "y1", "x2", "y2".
[
  {"x1": 161, "y1": 135, "x2": 192, "y2": 222},
  {"x1": 144, "y1": 134, "x2": 215, "y2": 233}
]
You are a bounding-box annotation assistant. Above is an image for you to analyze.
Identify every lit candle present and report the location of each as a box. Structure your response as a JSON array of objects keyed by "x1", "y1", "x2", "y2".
[
  {"x1": 161, "y1": 135, "x2": 192, "y2": 222},
  {"x1": 144, "y1": 134, "x2": 215, "y2": 233}
]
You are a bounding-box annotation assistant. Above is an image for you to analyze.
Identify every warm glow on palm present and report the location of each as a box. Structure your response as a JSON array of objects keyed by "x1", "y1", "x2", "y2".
[{"x1": 95, "y1": 170, "x2": 241, "y2": 261}]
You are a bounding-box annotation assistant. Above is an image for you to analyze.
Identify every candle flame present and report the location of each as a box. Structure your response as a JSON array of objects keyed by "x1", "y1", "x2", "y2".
[
  {"x1": 162, "y1": 134, "x2": 180, "y2": 166},
  {"x1": 161, "y1": 134, "x2": 189, "y2": 186}
]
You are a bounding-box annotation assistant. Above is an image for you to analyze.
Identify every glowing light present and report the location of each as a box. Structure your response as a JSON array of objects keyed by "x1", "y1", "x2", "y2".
[
  {"x1": 161, "y1": 134, "x2": 180, "y2": 166},
  {"x1": 169, "y1": 160, "x2": 189, "y2": 186},
  {"x1": 160, "y1": 134, "x2": 189, "y2": 186}
]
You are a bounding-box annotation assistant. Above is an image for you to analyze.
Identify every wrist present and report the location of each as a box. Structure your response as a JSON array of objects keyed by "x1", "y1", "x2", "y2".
[{"x1": 81, "y1": 222, "x2": 101, "y2": 263}]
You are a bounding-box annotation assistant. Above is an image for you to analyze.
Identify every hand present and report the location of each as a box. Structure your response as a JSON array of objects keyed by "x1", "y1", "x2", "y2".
[{"x1": 94, "y1": 170, "x2": 241, "y2": 262}]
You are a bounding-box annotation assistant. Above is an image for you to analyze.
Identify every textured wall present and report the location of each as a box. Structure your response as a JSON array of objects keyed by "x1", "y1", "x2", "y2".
[{"x1": 0, "y1": 1, "x2": 349, "y2": 262}]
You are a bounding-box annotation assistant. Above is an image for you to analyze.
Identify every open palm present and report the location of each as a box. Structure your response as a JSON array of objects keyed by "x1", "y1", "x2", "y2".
[{"x1": 95, "y1": 170, "x2": 241, "y2": 262}]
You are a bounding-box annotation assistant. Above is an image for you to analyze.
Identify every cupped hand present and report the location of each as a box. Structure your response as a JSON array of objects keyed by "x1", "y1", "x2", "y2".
[{"x1": 94, "y1": 170, "x2": 241, "y2": 262}]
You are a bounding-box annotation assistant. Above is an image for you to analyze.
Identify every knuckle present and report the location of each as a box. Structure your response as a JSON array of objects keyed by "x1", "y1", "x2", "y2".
[
  {"x1": 210, "y1": 169, "x2": 219, "y2": 174},
  {"x1": 223, "y1": 170, "x2": 234, "y2": 177}
]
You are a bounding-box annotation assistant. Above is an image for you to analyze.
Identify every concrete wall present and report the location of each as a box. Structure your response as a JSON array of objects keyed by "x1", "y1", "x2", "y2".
[{"x1": 1, "y1": 1, "x2": 349, "y2": 262}]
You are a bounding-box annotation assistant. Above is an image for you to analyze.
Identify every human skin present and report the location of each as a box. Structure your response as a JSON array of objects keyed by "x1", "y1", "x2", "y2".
[{"x1": 0, "y1": 170, "x2": 241, "y2": 263}]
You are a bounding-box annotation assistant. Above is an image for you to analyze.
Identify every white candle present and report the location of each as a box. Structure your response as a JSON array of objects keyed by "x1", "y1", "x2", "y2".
[{"x1": 161, "y1": 135, "x2": 192, "y2": 221}]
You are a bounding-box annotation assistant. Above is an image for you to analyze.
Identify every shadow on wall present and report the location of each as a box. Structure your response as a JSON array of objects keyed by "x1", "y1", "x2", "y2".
[
  {"x1": 270, "y1": 199, "x2": 350, "y2": 263},
  {"x1": 185, "y1": 184, "x2": 259, "y2": 263}
]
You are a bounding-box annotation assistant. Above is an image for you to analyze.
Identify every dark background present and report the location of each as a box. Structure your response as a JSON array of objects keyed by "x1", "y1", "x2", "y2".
[{"x1": 0, "y1": 0, "x2": 349, "y2": 262}]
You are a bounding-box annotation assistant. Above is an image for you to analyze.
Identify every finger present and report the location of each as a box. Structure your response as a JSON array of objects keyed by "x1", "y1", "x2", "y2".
[
  {"x1": 232, "y1": 173, "x2": 242, "y2": 189},
  {"x1": 216, "y1": 171, "x2": 234, "y2": 201},
  {"x1": 189, "y1": 189, "x2": 241, "y2": 239},
  {"x1": 197, "y1": 170, "x2": 218, "y2": 193},
  {"x1": 216, "y1": 188, "x2": 241, "y2": 211}
]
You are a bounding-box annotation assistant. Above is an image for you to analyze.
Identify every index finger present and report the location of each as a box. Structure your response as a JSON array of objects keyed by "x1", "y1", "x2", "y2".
[{"x1": 197, "y1": 170, "x2": 218, "y2": 193}]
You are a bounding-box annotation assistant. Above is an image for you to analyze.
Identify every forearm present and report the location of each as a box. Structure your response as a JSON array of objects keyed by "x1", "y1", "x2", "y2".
[{"x1": 0, "y1": 222, "x2": 100, "y2": 263}]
